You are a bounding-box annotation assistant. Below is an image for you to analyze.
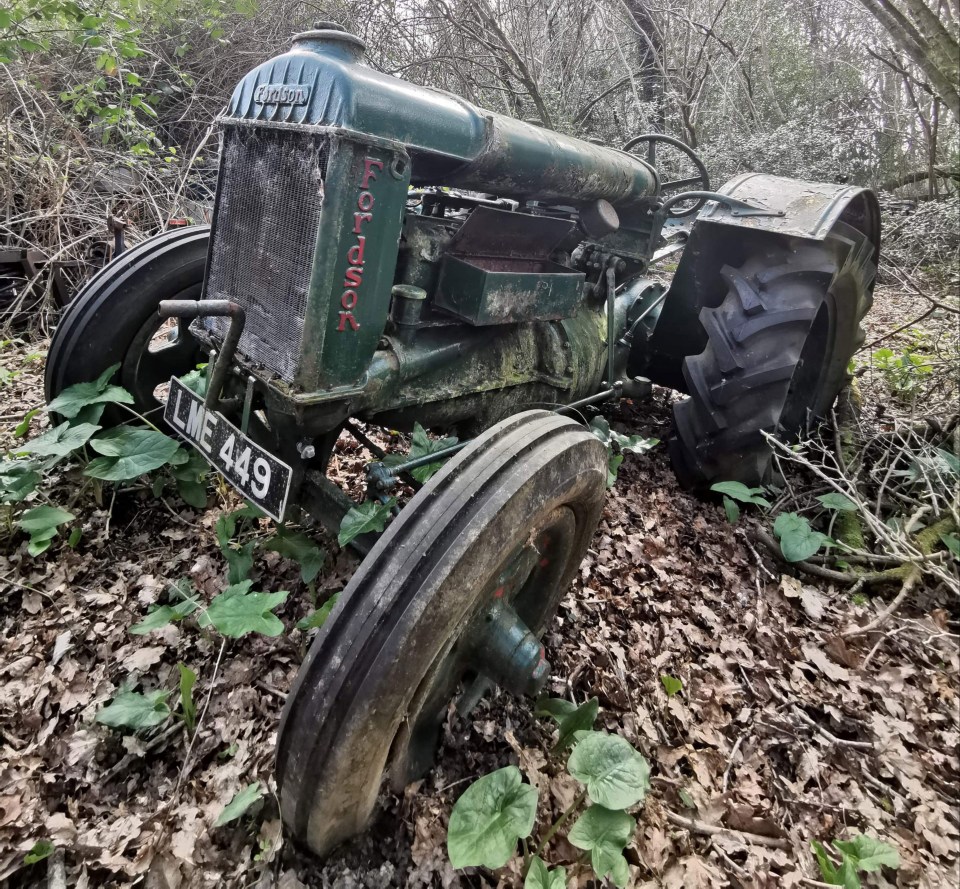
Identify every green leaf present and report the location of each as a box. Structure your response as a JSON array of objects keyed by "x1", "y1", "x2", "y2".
[
  {"x1": 23, "y1": 839, "x2": 54, "y2": 865},
  {"x1": 774, "y1": 512, "x2": 830, "y2": 562},
  {"x1": 709, "y1": 481, "x2": 770, "y2": 507},
  {"x1": 447, "y1": 766, "x2": 538, "y2": 870},
  {"x1": 266, "y1": 530, "x2": 326, "y2": 583},
  {"x1": 129, "y1": 592, "x2": 199, "y2": 635},
  {"x1": 178, "y1": 664, "x2": 197, "y2": 733},
  {"x1": 722, "y1": 495, "x2": 740, "y2": 524},
  {"x1": 214, "y1": 783, "x2": 263, "y2": 827},
  {"x1": 18, "y1": 505, "x2": 74, "y2": 556},
  {"x1": 199, "y1": 582, "x2": 289, "y2": 637},
  {"x1": 812, "y1": 841, "x2": 861, "y2": 888},
  {"x1": 934, "y1": 448, "x2": 959, "y2": 478},
  {"x1": 0, "y1": 460, "x2": 41, "y2": 503},
  {"x1": 223, "y1": 540, "x2": 255, "y2": 585},
  {"x1": 832, "y1": 834, "x2": 900, "y2": 872},
  {"x1": 67, "y1": 527, "x2": 82, "y2": 548},
  {"x1": 524, "y1": 855, "x2": 567, "y2": 889},
  {"x1": 14, "y1": 408, "x2": 40, "y2": 438},
  {"x1": 660, "y1": 675, "x2": 682, "y2": 697},
  {"x1": 46, "y1": 364, "x2": 132, "y2": 418},
  {"x1": 18, "y1": 421, "x2": 100, "y2": 458},
  {"x1": 85, "y1": 427, "x2": 182, "y2": 480},
  {"x1": 940, "y1": 532, "x2": 960, "y2": 559},
  {"x1": 534, "y1": 696, "x2": 577, "y2": 722},
  {"x1": 568, "y1": 805, "x2": 634, "y2": 888},
  {"x1": 296, "y1": 593, "x2": 339, "y2": 630},
  {"x1": 816, "y1": 493, "x2": 858, "y2": 512},
  {"x1": 170, "y1": 449, "x2": 208, "y2": 509},
  {"x1": 567, "y1": 732, "x2": 650, "y2": 810},
  {"x1": 606, "y1": 453, "x2": 623, "y2": 488},
  {"x1": 96, "y1": 689, "x2": 171, "y2": 730},
  {"x1": 555, "y1": 697, "x2": 599, "y2": 752},
  {"x1": 383, "y1": 422, "x2": 458, "y2": 483},
  {"x1": 338, "y1": 498, "x2": 396, "y2": 548}
]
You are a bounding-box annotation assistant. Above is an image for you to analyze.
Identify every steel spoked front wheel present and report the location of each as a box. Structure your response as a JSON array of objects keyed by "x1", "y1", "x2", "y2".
[{"x1": 276, "y1": 410, "x2": 608, "y2": 857}]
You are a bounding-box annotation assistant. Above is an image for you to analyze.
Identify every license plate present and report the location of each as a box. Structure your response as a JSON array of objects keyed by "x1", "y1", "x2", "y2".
[{"x1": 164, "y1": 377, "x2": 292, "y2": 521}]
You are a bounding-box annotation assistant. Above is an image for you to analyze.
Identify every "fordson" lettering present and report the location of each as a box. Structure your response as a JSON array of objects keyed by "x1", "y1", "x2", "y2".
[
  {"x1": 338, "y1": 157, "x2": 384, "y2": 333},
  {"x1": 254, "y1": 84, "x2": 310, "y2": 105}
]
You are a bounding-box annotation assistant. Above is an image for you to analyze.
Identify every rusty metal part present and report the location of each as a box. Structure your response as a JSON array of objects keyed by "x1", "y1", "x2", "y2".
[{"x1": 158, "y1": 299, "x2": 245, "y2": 410}]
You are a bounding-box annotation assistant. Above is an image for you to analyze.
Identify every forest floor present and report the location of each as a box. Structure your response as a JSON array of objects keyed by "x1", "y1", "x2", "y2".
[{"x1": 0, "y1": 277, "x2": 958, "y2": 889}]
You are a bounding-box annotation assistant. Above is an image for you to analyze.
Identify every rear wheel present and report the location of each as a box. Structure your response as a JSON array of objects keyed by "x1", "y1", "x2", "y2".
[
  {"x1": 45, "y1": 226, "x2": 209, "y2": 423},
  {"x1": 670, "y1": 223, "x2": 876, "y2": 486},
  {"x1": 276, "y1": 410, "x2": 608, "y2": 856}
]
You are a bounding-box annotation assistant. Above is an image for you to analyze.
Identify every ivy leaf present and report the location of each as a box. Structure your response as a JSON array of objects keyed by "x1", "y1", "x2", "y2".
[
  {"x1": 214, "y1": 783, "x2": 263, "y2": 827},
  {"x1": 555, "y1": 697, "x2": 599, "y2": 752},
  {"x1": 338, "y1": 498, "x2": 396, "y2": 548},
  {"x1": 832, "y1": 834, "x2": 900, "y2": 872},
  {"x1": 46, "y1": 363, "x2": 133, "y2": 418},
  {"x1": 709, "y1": 481, "x2": 770, "y2": 507},
  {"x1": 722, "y1": 495, "x2": 740, "y2": 523},
  {"x1": 296, "y1": 593, "x2": 339, "y2": 630},
  {"x1": 660, "y1": 675, "x2": 683, "y2": 697},
  {"x1": 85, "y1": 427, "x2": 182, "y2": 480},
  {"x1": 774, "y1": 512, "x2": 829, "y2": 562},
  {"x1": 266, "y1": 530, "x2": 326, "y2": 583},
  {"x1": 447, "y1": 765, "x2": 538, "y2": 869},
  {"x1": 23, "y1": 839, "x2": 55, "y2": 865},
  {"x1": 567, "y1": 732, "x2": 650, "y2": 810},
  {"x1": 524, "y1": 855, "x2": 567, "y2": 889},
  {"x1": 383, "y1": 422, "x2": 458, "y2": 483},
  {"x1": 199, "y1": 582, "x2": 289, "y2": 637},
  {"x1": 568, "y1": 805, "x2": 635, "y2": 888},
  {"x1": 18, "y1": 505, "x2": 74, "y2": 556},
  {"x1": 18, "y1": 421, "x2": 100, "y2": 458},
  {"x1": 96, "y1": 689, "x2": 171, "y2": 730},
  {"x1": 816, "y1": 493, "x2": 859, "y2": 512}
]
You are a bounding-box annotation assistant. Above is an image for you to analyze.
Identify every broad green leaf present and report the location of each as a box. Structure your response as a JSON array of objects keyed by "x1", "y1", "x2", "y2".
[
  {"x1": 773, "y1": 512, "x2": 829, "y2": 563},
  {"x1": 338, "y1": 498, "x2": 396, "y2": 547},
  {"x1": 85, "y1": 426, "x2": 182, "y2": 480},
  {"x1": 524, "y1": 855, "x2": 567, "y2": 889},
  {"x1": 223, "y1": 540, "x2": 255, "y2": 585},
  {"x1": 46, "y1": 363, "x2": 132, "y2": 418},
  {"x1": 19, "y1": 505, "x2": 74, "y2": 556},
  {"x1": 296, "y1": 593, "x2": 339, "y2": 630},
  {"x1": 18, "y1": 421, "x2": 100, "y2": 458},
  {"x1": 660, "y1": 675, "x2": 682, "y2": 697},
  {"x1": 817, "y1": 493, "x2": 858, "y2": 512},
  {"x1": 129, "y1": 596, "x2": 199, "y2": 635},
  {"x1": 606, "y1": 453, "x2": 623, "y2": 488},
  {"x1": 214, "y1": 783, "x2": 263, "y2": 827},
  {"x1": 535, "y1": 696, "x2": 577, "y2": 722},
  {"x1": 0, "y1": 460, "x2": 41, "y2": 503},
  {"x1": 178, "y1": 664, "x2": 197, "y2": 733},
  {"x1": 447, "y1": 766, "x2": 538, "y2": 869},
  {"x1": 266, "y1": 530, "x2": 326, "y2": 583},
  {"x1": 23, "y1": 839, "x2": 54, "y2": 865},
  {"x1": 96, "y1": 689, "x2": 171, "y2": 730},
  {"x1": 199, "y1": 582, "x2": 289, "y2": 637},
  {"x1": 555, "y1": 697, "x2": 599, "y2": 752},
  {"x1": 383, "y1": 422, "x2": 458, "y2": 483},
  {"x1": 722, "y1": 496, "x2": 740, "y2": 524},
  {"x1": 568, "y1": 805, "x2": 634, "y2": 888},
  {"x1": 567, "y1": 732, "x2": 650, "y2": 810},
  {"x1": 170, "y1": 449, "x2": 208, "y2": 509},
  {"x1": 941, "y1": 532, "x2": 960, "y2": 559},
  {"x1": 812, "y1": 840, "x2": 861, "y2": 888},
  {"x1": 934, "y1": 448, "x2": 959, "y2": 478},
  {"x1": 832, "y1": 834, "x2": 900, "y2": 872},
  {"x1": 14, "y1": 408, "x2": 40, "y2": 438},
  {"x1": 709, "y1": 481, "x2": 770, "y2": 507},
  {"x1": 67, "y1": 527, "x2": 82, "y2": 548}
]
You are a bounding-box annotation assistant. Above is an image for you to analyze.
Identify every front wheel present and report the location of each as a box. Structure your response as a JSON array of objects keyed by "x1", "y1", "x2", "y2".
[
  {"x1": 45, "y1": 226, "x2": 209, "y2": 423},
  {"x1": 670, "y1": 223, "x2": 876, "y2": 486}
]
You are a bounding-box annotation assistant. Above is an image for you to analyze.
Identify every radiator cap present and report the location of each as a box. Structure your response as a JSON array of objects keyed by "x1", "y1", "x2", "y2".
[{"x1": 292, "y1": 21, "x2": 366, "y2": 57}]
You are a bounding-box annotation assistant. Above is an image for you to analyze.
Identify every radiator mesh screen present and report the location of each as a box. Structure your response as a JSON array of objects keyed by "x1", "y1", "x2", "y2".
[{"x1": 203, "y1": 126, "x2": 328, "y2": 383}]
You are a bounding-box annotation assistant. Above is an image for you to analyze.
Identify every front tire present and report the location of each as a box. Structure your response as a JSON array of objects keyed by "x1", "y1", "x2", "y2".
[
  {"x1": 45, "y1": 226, "x2": 209, "y2": 422},
  {"x1": 670, "y1": 223, "x2": 876, "y2": 486}
]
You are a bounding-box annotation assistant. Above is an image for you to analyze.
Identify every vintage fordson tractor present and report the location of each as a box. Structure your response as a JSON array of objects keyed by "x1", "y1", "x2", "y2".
[{"x1": 45, "y1": 24, "x2": 879, "y2": 856}]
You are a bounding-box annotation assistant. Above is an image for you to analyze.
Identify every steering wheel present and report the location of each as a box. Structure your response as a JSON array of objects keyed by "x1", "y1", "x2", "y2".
[{"x1": 623, "y1": 133, "x2": 711, "y2": 218}]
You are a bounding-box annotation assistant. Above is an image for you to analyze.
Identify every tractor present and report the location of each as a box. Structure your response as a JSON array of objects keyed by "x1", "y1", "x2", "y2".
[{"x1": 45, "y1": 23, "x2": 879, "y2": 857}]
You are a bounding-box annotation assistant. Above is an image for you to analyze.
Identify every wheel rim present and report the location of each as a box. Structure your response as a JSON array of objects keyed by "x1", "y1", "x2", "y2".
[
  {"x1": 392, "y1": 508, "x2": 576, "y2": 786},
  {"x1": 121, "y1": 284, "x2": 201, "y2": 416}
]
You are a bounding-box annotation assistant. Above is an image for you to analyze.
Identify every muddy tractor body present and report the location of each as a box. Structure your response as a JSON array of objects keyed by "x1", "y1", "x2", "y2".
[{"x1": 46, "y1": 24, "x2": 880, "y2": 857}]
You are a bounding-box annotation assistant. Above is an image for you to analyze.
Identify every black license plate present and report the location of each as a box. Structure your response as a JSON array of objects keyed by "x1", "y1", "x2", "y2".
[{"x1": 164, "y1": 377, "x2": 292, "y2": 521}]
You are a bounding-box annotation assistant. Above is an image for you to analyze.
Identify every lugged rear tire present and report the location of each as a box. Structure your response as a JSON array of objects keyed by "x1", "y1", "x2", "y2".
[{"x1": 670, "y1": 223, "x2": 876, "y2": 486}]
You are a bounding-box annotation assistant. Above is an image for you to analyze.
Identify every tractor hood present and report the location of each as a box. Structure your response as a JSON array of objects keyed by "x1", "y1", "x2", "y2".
[{"x1": 224, "y1": 24, "x2": 659, "y2": 208}]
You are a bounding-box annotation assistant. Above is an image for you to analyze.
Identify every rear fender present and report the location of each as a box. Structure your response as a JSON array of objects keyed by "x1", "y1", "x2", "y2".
[{"x1": 636, "y1": 174, "x2": 880, "y2": 391}]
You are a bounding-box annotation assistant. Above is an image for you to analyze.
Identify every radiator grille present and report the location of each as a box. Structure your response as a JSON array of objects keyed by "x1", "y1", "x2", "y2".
[{"x1": 203, "y1": 126, "x2": 328, "y2": 383}]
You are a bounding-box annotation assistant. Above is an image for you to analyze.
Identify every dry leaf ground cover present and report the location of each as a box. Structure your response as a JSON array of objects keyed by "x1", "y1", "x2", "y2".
[{"x1": 0, "y1": 280, "x2": 958, "y2": 888}]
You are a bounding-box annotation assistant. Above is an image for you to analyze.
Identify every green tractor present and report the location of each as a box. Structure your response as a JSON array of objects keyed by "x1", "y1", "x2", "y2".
[{"x1": 45, "y1": 23, "x2": 878, "y2": 857}]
